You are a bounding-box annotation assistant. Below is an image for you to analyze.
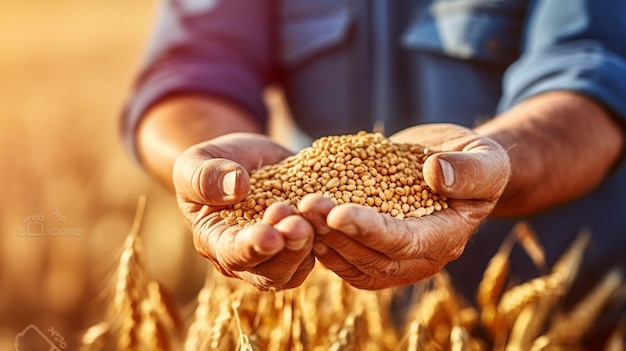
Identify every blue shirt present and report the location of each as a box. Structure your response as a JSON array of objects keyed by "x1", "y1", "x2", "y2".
[{"x1": 122, "y1": 0, "x2": 626, "y2": 325}]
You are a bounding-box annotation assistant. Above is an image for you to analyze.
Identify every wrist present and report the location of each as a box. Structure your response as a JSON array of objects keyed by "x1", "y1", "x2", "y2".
[
  {"x1": 136, "y1": 94, "x2": 263, "y2": 188},
  {"x1": 476, "y1": 91, "x2": 624, "y2": 217}
]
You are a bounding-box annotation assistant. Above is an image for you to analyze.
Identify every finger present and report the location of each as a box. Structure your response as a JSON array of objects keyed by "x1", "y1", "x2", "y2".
[
  {"x1": 173, "y1": 150, "x2": 250, "y2": 206},
  {"x1": 193, "y1": 209, "x2": 313, "y2": 282},
  {"x1": 298, "y1": 194, "x2": 335, "y2": 234},
  {"x1": 325, "y1": 204, "x2": 416, "y2": 257},
  {"x1": 280, "y1": 254, "x2": 316, "y2": 289},
  {"x1": 244, "y1": 215, "x2": 315, "y2": 288},
  {"x1": 216, "y1": 213, "x2": 313, "y2": 271},
  {"x1": 314, "y1": 232, "x2": 393, "y2": 278},
  {"x1": 326, "y1": 204, "x2": 469, "y2": 260},
  {"x1": 261, "y1": 202, "x2": 297, "y2": 226},
  {"x1": 239, "y1": 254, "x2": 315, "y2": 291},
  {"x1": 423, "y1": 144, "x2": 510, "y2": 201},
  {"x1": 313, "y1": 208, "x2": 417, "y2": 280},
  {"x1": 272, "y1": 212, "x2": 315, "y2": 251},
  {"x1": 314, "y1": 240, "x2": 437, "y2": 289},
  {"x1": 263, "y1": 202, "x2": 312, "y2": 250},
  {"x1": 192, "y1": 221, "x2": 284, "y2": 274},
  {"x1": 246, "y1": 253, "x2": 316, "y2": 290}
]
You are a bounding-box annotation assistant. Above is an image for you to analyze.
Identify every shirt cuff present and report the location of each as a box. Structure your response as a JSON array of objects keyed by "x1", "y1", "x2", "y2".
[
  {"x1": 498, "y1": 41, "x2": 626, "y2": 122},
  {"x1": 120, "y1": 61, "x2": 268, "y2": 162}
]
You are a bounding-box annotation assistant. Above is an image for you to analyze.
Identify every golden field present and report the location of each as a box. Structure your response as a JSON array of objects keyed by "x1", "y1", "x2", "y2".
[
  {"x1": 0, "y1": 0, "x2": 209, "y2": 347},
  {"x1": 0, "y1": 0, "x2": 303, "y2": 348}
]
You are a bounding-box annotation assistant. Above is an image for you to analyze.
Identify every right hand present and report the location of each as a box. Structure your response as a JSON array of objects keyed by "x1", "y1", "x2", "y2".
[
  {"x1": 172, "y1": 133, "x2": 316, "y2": 290},
  {"x1": 297, "y1": 124, "x2": 511, "y2": 289}
]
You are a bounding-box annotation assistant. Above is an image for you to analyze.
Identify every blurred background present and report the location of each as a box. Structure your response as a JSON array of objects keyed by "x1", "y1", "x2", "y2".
[{"x1": 0, "y1": 0, "x2": 263, "y2": 348}]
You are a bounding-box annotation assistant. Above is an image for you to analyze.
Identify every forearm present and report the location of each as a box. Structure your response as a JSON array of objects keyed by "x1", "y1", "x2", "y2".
[
  {"x1": 476, "y1": 91, "x2": 624, "y2": 216},
  {"x1": 136, "y1": 94, "x2": 264, "y2": 188}
]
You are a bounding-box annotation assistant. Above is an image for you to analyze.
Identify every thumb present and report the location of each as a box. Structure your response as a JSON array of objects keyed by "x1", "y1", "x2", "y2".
[
  {"x1": 423, "y1": 146, "x2": 510, "y2": 201},
  {"x1": 173, "y1": 151, "x2": 250, "y2": 206}
]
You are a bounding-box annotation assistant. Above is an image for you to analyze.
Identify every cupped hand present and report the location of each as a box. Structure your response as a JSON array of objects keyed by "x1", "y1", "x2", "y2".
[
  {"x1": 299, "y1": 124, "x2": 511, "y2": 290},
  {"x1": 172, "y1": 133, "x2": 316, "y2": 290}
]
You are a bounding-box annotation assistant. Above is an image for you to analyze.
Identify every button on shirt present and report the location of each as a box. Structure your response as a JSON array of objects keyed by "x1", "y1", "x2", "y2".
[{"x1": 122, "y1": 0, "x2": 626, "y2": 325}]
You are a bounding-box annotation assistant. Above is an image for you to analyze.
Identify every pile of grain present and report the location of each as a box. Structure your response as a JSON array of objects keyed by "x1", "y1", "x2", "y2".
[{"x1": 221, "y1": 132, "x2": 447, "y2": 227}]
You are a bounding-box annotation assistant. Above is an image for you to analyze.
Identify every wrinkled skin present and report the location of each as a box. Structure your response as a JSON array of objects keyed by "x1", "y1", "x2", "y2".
[
  {"x1": 300, "y1": 124, "x2": 511, "y2": 289},
  {"x1": 173, "y1": 124, "x2": 511, "y2": 290},
  {"x1": 173, "y1": 133, "x2": 316, "y2": 291}
]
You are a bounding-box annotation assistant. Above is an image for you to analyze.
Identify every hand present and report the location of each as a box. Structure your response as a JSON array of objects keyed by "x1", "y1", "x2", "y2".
[
  {"x1": 172, "y1": 133, "x2": 316, "y2": 290},
  {"x1": 299, "y1": 124, "x2": 511, "y2": 289}
]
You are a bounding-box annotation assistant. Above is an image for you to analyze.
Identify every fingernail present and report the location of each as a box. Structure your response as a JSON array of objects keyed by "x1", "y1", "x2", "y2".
[
  {"x1": 439, "y1": 159, "x2": 455, "y2": 187},
  {"x1": 221, "y1": 170, "x2": 237, "y2": 196},
  {"x1": 253, "y1": 243, "x2": 280, "y2": 255},
  {"x1": 286, "y1": 238, "x2": 308, "y2": 251},
  {"x1": 338, "y1": 224, "x2": 358, "y2": 236},
  {"x1": 313, "y1": 242, "x2": 328, "y2": 255}
]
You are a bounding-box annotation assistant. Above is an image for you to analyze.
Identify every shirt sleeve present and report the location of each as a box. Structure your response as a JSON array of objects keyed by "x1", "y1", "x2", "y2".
[
  {"x1": 498, "y1": 0, "x2": 626, "y2": 121},
  {"x1": 120, "y1": 0, "x2": 273, "y2": 160}
]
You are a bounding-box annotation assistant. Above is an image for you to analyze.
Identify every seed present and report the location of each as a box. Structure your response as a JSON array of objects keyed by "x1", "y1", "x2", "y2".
[
  {"x1": 384, "y1": 189, "x2": 394, "y2": 201},
  {"x1": 220, "y1": 132, "x2": 446, "y2": 227},
  {"x1": 381, "y1": 202, "x2": 390, "y2": 213},
  {"x1": 327, "y1": 178, "x2": 340, "y2": 189},
  {"x1": 363, "y1": 178, "x2": 376, "y2": 187}
]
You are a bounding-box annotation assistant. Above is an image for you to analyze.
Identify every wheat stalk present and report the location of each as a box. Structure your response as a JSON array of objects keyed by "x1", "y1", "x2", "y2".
[
  {"x1": 547, "y1": 270, "x2": 623, "y2": 344},
  {"x1": 603, "y1": 320, "x2": 626, "y2": 351},
  {"x1": 403, "y1": 320, "x2": 443, "y2": 351},
  {"x1": 512, "y1": 222, "x2": 547, "y2": 273},
  {"x1": 79, "y1": 322, "x2": 110, "y2": 351},
  {"x1": 80, "y1": 196, "x2": 183, "y2": 351},
  {"x1": 82, "y1": 204, "x2": 624, "y2": 351},
  {"x1": 113, "y1": 197, "x2": 149, "y2": 350}
]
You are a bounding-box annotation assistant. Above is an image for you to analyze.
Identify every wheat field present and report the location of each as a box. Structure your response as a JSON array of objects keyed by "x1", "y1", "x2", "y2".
[
  {"x1": 0, "y1": 1, "x2": 304, "y2": 348},
  {"x1": 0, "y1": 0, "x2": 210, "y2": 348}
]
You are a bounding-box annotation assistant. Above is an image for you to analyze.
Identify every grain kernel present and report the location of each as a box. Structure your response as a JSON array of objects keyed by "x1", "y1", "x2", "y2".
[{"x1": 327, "y1": 178, "x2": 340, "y2": 189}]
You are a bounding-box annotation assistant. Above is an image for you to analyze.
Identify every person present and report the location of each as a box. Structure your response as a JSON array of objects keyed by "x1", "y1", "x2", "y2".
[{"x1": 121, "y1": 0, "x2": 626, "y2": 345}]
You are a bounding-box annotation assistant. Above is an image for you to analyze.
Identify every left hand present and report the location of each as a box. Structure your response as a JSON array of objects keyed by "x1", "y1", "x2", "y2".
[{"x1": 298, "y1": 123, "x2": 511, "y2": 289}]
